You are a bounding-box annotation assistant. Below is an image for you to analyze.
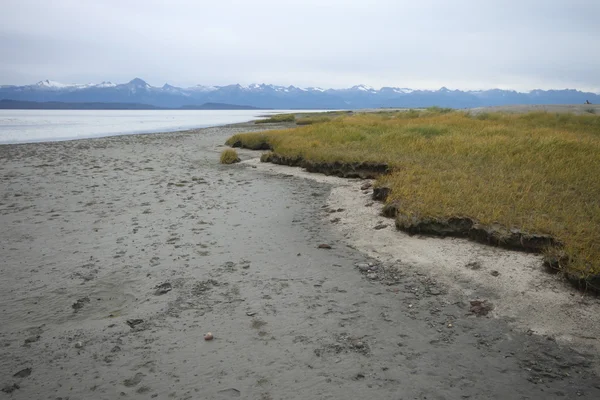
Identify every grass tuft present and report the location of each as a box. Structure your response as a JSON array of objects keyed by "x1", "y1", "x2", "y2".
[
  {"x1": 227, "y1": 110, "x2": 600, "y2": 282},
  {"x1": 219, "y1": 148, "x2": 241, "y2": 164}
]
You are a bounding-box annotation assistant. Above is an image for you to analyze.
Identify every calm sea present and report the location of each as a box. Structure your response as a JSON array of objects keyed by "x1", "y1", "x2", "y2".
[{"x1": 0, "y1": 109, "x2": 318, "y2": 144}]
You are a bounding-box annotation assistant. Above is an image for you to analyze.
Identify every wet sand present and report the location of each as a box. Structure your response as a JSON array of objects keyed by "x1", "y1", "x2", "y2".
[{"x1": 1, "y1": 121, "x2": 599, "y2": 399}]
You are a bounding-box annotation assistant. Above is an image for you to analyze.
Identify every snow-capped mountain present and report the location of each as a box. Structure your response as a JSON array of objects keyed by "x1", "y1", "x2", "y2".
[{"x1": 0, "y1": 78, "x2": 598, "y2": 109}]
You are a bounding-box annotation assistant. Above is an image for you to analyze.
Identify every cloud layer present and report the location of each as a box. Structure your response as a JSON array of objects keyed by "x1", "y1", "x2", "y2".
[{"x1": 1, "y1": 0, "x2": 598, "y2": 91}]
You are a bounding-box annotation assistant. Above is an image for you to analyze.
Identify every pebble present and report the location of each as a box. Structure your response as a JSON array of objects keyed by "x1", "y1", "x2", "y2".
[
  {"x1": 204, "y1": 332, "x2": 214, "y2": 341},
  {"x1": 367, "y1": 273, "x2": 378, "y2": 280},
  {"x1": 74, "y1": 341, "x2": 83, "y2": 349},
  {"x1": 357, "y1": 263, "x2": 370, "y2": 272}
]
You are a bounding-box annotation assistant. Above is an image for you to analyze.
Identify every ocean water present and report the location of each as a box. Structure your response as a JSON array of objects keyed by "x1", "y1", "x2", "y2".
[{"x1": 0, "y1": 109, "x2": 318, "y2": 144}]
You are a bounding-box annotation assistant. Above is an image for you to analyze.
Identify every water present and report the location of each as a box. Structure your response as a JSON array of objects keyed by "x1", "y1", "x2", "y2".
[{"x1": 0, "y1": 109, "x2": 319, "y2": 144}]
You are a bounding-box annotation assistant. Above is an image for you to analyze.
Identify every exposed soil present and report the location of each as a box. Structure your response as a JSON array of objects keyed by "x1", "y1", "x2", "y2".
[
  {"x1": 1, "y1": 119, "x2": 599, "y2": 399},
  {"x1": 261, "y1": 153, "x2": 390, "y2": 179}
]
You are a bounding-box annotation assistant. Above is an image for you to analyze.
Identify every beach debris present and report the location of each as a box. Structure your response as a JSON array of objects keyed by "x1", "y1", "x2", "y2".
[
  {"x1": 246, "y1": 311, "x2": 257, "y2": 317},
  {"x1": 470, "y1": 300, "x2": 494, "y2": 316},
  {"x1": 374, "y1": 224, "x2": 388, "y2": 230},
  {"x1": 154, "y1": 282, "x2": 172, "y2": 295},
  {"x1": 71, "y1": 297, "x2": 90, "y2": 312},
  {"x1": 218, "y1": 388, "x2": 241, "y2": 397},
  {"x1": 490, "y1": 270, "x2": 500, "y2": 277},
  {"x1": 204, "y1": 332, "x2": 214, "y2": 341},
  {"x1": 13, "y1": 368, "x2": 31, "y2": 378},
  {"x1": 126, "y1": 319, "x2": 144, "y2": 329},
  {"x1": 1, "y1": 384, "x2": 19, "y2": 394},
  {"x1": 318, "y1": 244, "x2": 332, "y2": 249},
  {"x1": 74, "y1": 341, "x2": 83, "y2": 349},
  {"x1": 465, "y1": 261, "x2": 482, "y2": 270}
]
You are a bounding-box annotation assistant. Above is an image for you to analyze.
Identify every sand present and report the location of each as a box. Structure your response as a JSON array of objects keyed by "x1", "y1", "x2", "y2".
[{"x1": 1, "y1": 120, "x2": 599, "y2": 399}]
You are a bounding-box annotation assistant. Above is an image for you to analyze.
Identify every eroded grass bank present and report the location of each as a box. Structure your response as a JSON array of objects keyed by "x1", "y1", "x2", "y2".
[{"x1": 226, "y1": 110, "x2": 600, "y2": 286}]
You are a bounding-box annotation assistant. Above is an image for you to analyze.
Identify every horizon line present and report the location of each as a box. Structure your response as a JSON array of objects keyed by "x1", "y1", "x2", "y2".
[{"x1": 2, "y1": 78, "x2": 599, "y2": 95}]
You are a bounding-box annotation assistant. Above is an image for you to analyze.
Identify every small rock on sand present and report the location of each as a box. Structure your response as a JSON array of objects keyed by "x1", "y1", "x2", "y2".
[
  {"x1": 318, "y1": 244, "x2": 332, "y2": 249},
  {"x1": 71, "y1": 297, "x2": 90, "y2": 312},
  {"x1": 126, "y1": 319, "x2": 144, "y2": 328},
  {"x1": 1, "y1": 384, "x2": 19, "y2": 394},
  {"x1": 470, "y1": 300, "x2": 494, "y2": 316},
  {"x1": 154, "y1": 282, "x2": 172, "y2": 295},
  {"x1": 13, "y1": 368, "x2": 31, "y2": 378},
  {"x1": 357, "y1": 263, "x2": 370, "y2": 272}
]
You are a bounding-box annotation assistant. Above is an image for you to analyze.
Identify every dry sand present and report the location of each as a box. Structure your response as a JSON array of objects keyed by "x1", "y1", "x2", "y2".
[{"x1": 1, "y1": 119, "x2": 599, "y2": 399}]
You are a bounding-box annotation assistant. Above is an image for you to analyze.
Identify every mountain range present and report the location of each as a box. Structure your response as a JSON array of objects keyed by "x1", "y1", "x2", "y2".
[{"x1": 1, "y1": 78, "x2": 598, "y2": 109}]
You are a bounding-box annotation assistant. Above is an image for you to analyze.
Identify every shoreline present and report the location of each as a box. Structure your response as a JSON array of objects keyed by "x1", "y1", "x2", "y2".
[
  {"x1": 239, "y1": 155, "x2": 600, "y2": 356},
  {"x1": 1, "y1": 117, "x2": 599, "y2": 398},
  {"x1": 0, "y1": 108, "x2": 313, "y2": 146}
]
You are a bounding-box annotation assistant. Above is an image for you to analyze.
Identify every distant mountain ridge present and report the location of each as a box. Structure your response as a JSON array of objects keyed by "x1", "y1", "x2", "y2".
[
  {"x1": 0, "y1": 99, "x2": 263, "y2": 110},
  {"x1": 1, "y1": 78, "x2": 598, "y2": 109}
]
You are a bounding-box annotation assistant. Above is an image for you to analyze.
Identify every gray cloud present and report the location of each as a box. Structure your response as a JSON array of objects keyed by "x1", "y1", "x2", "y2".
[{"x1": 1, "y1": 0, "x2": 598, "y2": 91}]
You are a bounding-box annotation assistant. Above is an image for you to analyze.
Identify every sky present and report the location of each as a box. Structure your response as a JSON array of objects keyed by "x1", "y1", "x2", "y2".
[{"x1": 1, "y1": 0, "x2": 599, "y2": 92}]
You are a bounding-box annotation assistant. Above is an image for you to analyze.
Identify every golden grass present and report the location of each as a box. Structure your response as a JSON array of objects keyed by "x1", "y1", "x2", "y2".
[
  {"x1": 219, "y1": 148, "x2": 240, "y2": 164},
  {"x1": 227, "y1": 110, "x2": 600, "y2": 280},
  {"x1": 255, "y1": 113, "x2": 296, "y2": 124},
  {"x1": 296, "y1": 116, "x2": 333, "y2": 125}
]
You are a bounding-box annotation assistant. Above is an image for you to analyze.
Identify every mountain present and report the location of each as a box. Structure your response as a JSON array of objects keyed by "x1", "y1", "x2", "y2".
[
  {"x1": 0, "y1": 99, "x2": 263, "y2": 110},
  {"x1": 1, "y1": 78, "x2": 598, "y2": 109}
]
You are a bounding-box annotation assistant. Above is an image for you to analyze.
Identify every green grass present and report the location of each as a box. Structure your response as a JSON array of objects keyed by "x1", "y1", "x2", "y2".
[
  {"x1": 219, "y1": 148, "x2": 240, "y2": 164},
  {"x1": 227, "y1": 110, "x2": 600, "y2": 282},
  {"x1": 255, "y1": 113, "x2": 296, "y2": 124}
]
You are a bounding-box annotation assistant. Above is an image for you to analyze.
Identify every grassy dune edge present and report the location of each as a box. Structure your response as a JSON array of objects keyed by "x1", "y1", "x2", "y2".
[{"x1": 226, "y1": 110, "x2": 600, "y2": 289}]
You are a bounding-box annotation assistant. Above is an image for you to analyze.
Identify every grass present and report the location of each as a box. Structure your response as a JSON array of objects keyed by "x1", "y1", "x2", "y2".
[
  {"x1": 220, "y1": 148, "x2": 240, "y2": 164},
  {"x1": 255, "y1": 113, "x2": 296, "y2": 124},
  {"x1": 226, "y1": 109, "x2": 600, "y2": 283},
  {"x1": 296, "y1": 116, "x2": 333, "y2": 125}
]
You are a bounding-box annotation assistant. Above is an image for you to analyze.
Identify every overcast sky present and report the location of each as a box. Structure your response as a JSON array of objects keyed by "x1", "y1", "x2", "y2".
[{"x1": 1, "y1": 0, "x2": 598, "y2": 92}]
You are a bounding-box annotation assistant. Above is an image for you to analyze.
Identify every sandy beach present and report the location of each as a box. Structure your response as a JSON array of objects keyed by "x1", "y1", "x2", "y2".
[{"x1": 1, "y1": 121, "x2": 600, "y2": 399}]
